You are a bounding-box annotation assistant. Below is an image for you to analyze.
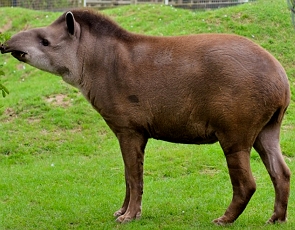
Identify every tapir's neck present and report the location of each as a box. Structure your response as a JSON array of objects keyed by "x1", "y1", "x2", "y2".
[
  {"x1": 65, "y1": 30, "x2": 159, "y2": 113},
  {"x1": 74, "y1": 33, "x2": 129, "y2": 90},
  {"x1": 73, "y1": 32, "x2": 144, "y2": 112}
]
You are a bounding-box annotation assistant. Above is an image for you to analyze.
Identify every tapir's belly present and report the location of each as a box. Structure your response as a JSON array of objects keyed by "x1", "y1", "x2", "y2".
[
  {"x1": 145, "y1": 114, "x2": 218, "y2": 144},
  {"x1": 151, "y1": 131, "x2": 219, "y2": 145}
]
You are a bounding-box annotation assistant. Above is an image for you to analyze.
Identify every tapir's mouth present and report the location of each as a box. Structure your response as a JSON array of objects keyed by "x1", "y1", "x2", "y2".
[
  {"x1": 1, "y1": 45, "x2": 28, "y2": 61},
  {"x1": 11, "y1": 50, "x2": 28, "y2": 60}
]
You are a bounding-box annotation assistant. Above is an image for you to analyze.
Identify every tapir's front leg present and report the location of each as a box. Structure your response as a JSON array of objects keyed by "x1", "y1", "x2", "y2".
[
  {"x1": 114, "y1": 167, "x2": 130, "y2": 217},
  {"x1": 115, "y1": 132, "x2": 147, "y2": 223}
]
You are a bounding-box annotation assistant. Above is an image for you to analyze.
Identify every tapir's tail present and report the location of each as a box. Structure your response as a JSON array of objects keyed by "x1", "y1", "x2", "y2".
[{"x1": 276, "y1": 87, "x2": 290, "y2": 125}]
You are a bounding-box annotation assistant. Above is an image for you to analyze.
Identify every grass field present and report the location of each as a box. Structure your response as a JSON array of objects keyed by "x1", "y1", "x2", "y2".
[{"x1": 0, "y1": 0, "x2": 295, "y2": 229}]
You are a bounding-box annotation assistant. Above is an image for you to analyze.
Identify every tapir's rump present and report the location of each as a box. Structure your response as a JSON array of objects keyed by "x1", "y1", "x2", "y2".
[{"x1": 1, "y1": 9, "x2": 291, "y2": 225}]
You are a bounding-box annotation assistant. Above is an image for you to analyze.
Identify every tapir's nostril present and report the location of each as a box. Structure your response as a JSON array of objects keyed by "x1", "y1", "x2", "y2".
[{"x1": 0, "y1": 44, "x2": 7, "y2": 53}]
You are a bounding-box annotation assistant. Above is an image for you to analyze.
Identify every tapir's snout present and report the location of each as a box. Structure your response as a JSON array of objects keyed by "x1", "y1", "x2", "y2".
[
  {"x1": 0, "y1": 42, "x2": 12, "y2": 54},
  {"x1": 0, "y1": 43, "x2": 7, "y2": 54},
  {"x1": 0, "y1": 41, "x2": 28, "y2": 62}
]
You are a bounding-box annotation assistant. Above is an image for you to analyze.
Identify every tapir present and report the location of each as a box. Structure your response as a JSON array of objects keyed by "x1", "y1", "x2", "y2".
[{"x1": 0, "y1": 9, "x2": 291, "y2": 225}]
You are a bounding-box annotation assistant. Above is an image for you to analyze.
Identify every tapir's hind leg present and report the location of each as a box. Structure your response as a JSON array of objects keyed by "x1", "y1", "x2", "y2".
[
  {"x1": 213, "y1": 151, "x2": 256, "y2": 225},
  {"x1": 253, "y1": 121, "x2": 291, "y2": 224},
  {"x1": 213, "y1": 133, "x2": 257, "y2": 225}
]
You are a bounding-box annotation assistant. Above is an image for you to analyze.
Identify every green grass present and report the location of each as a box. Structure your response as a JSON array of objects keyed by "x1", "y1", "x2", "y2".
[{"x1": 0, "y1": 0, "x2": 295, "y2": 229}]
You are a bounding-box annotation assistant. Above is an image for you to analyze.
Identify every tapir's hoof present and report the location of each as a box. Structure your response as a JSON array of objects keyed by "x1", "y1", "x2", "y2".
[
  {"x1": 265, "y1": 212, "x2": 288, "y2": 224},
  {"x1": 212, "y1": 216, "x2": 234, "y2": 226},
  {"x1": 114, "y1": 209, "x2": 125, "y2": 217},
  {"x1": 116, "y1": 215, "x2": 133, "y2": 223},
  {"x1": 115, "y1": 211, "x2": 141, "y2": 223},
  {"x1": 266, "y1": 217, "x2": 287, "y2": 224}
]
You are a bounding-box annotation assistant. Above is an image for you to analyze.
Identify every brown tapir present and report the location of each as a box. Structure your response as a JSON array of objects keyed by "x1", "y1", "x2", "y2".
[{"x1": 0, "y1": 9, "x2": 291, "y2": 225}]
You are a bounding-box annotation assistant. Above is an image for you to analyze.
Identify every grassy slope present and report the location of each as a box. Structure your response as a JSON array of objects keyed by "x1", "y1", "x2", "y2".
[{"x1": 0, "y1": 0, "x2": 294, "y2": 229}]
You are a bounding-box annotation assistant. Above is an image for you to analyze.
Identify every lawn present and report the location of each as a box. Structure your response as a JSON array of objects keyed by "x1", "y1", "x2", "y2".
[{"x1": 0, "y1": 0, "x2": 295, "y2": 229}]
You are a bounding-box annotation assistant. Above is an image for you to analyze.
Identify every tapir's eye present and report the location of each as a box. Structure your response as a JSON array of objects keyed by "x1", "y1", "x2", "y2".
[{"x1": 41, "y1": 39, "x2": 50, "y2": 46}]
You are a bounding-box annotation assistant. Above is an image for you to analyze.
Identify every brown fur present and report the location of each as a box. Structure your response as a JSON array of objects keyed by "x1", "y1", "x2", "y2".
[{"x1": 0, "y1": 9, "x2": 291, "y2": 225}]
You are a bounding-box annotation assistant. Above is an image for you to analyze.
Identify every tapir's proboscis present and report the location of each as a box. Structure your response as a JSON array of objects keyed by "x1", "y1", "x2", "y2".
[{"x1": 0, "y1": 9, "x2": 291, "y2": 225}]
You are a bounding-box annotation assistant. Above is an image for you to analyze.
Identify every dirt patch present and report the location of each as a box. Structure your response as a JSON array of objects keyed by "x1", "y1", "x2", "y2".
[
  {"x1": 199, "y1": 167, "x2": 220, "y2": 176},
  {"x1": 1, "y1": 107, "x2": 18, "y2": 122},
  {"x1": 282, "y1": 124, "x2": 295, "y2": 132},
  {"x1": 0, "y1": 21, "x2": 12, "y2": 33},
  {"x1": 27, "y1": 117, "x2": 41, "y2": 124},
  {"x1": 16, "y1": 63, "x2": 26, "y2": 70},
  {"x1": 45, "y1": 94, "x2": 72, "y2": 108}
]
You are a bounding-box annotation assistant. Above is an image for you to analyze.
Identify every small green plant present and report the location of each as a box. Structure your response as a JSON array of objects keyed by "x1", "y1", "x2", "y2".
[
  {"x1": 0, "y1": 69, "x2": 9, "y2": 97},
  {"x1": 0, "y1": 32, "x2": 10, "y2": 97}
]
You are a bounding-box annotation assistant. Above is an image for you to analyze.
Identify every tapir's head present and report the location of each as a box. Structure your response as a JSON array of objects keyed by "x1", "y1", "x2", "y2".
[{"x1": 1, "y1": 11, "x2": 82, "y2": 86}]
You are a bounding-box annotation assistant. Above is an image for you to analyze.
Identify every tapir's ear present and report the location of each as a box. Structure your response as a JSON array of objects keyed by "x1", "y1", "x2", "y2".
[{"x1": 65, "y1": 11, "x2": 76, "y2": 36}]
